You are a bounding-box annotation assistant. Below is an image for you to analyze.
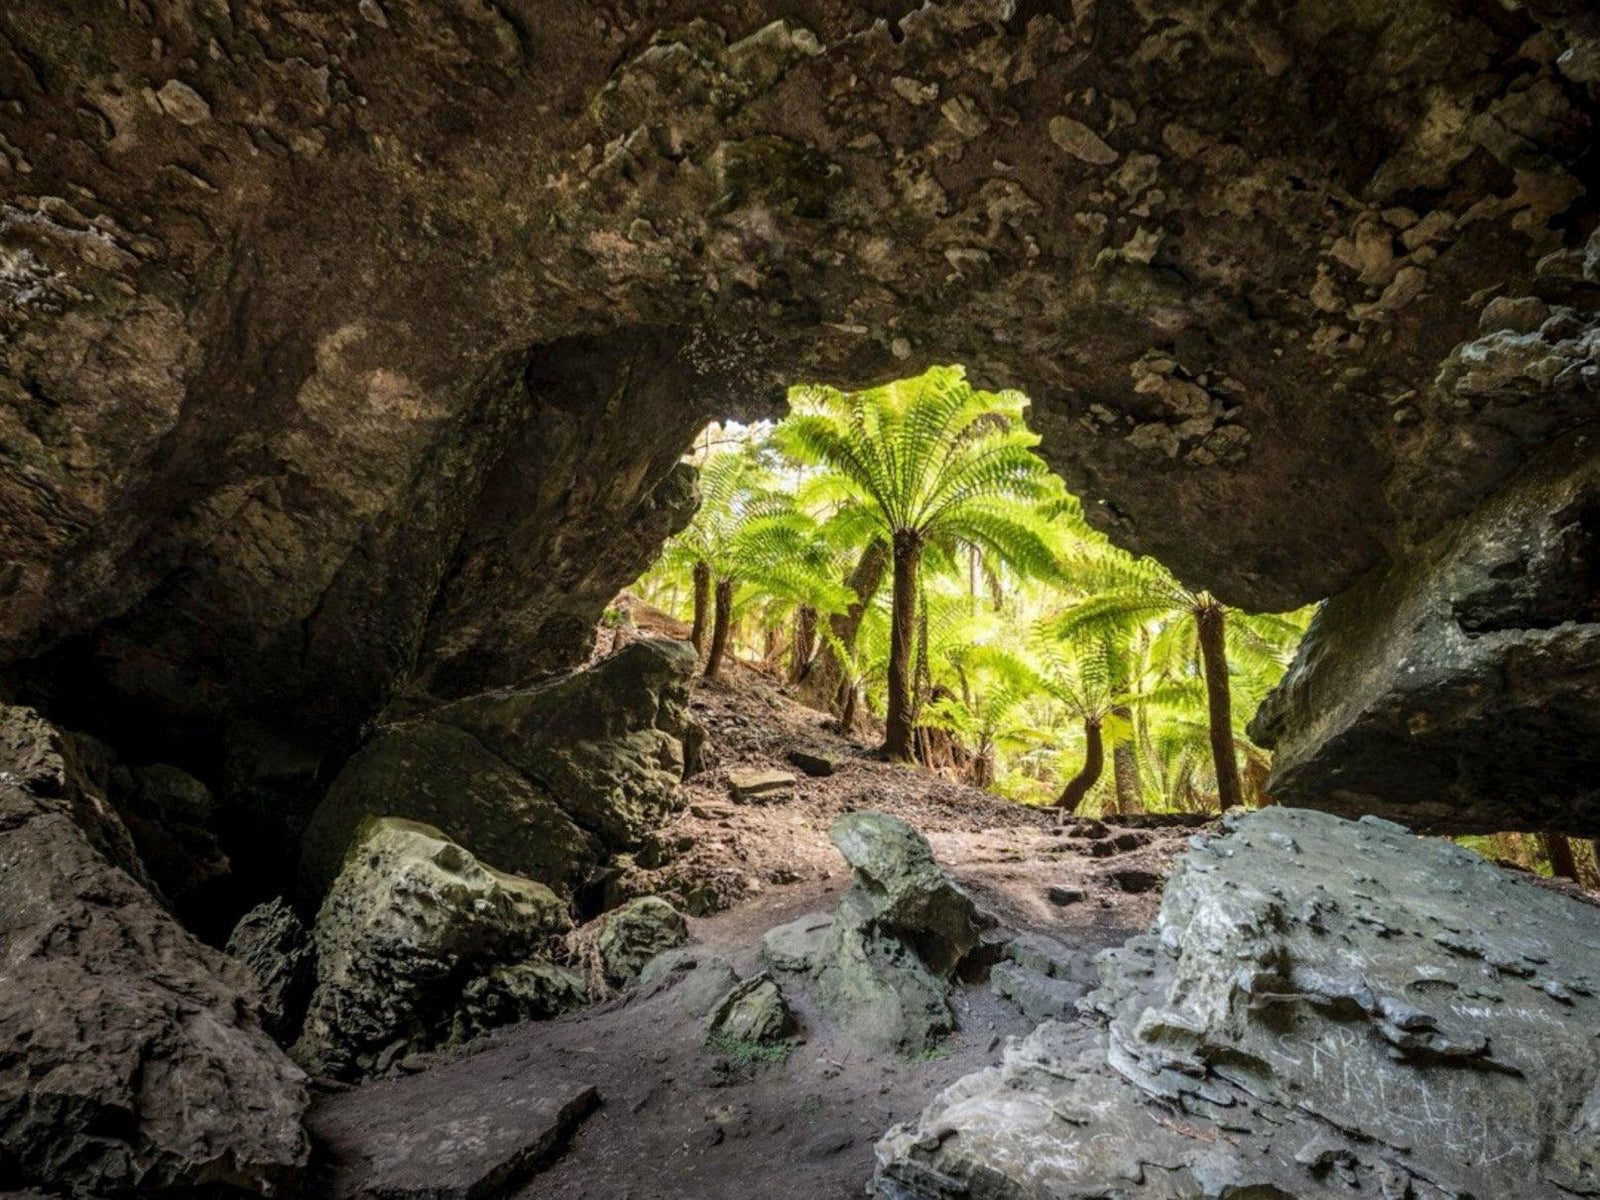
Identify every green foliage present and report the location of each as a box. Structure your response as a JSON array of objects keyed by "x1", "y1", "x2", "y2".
[{"x1": 706, "y1": 1032, "x2": 794, "y2": 1066}]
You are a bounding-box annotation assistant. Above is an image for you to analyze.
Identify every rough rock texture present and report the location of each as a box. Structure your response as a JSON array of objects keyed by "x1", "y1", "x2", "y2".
[
  {"x1": 451, "y1": 963, "x2": 589, "y2": 1045},
  {"x1": 1254, "y1": 433, "x2": 1600, "y2": 833},
  {"x1": 875, "y1": 807, "x2": 1600, "y2": 1198},
  {"x1": 596, "y1": 895, "x2": 690, "y2": 987},
  {"x1": 638, "y1": 948, "x2": 742, "y2": 1019},
  {"x1": 703, "y1": 973, "x2": 796, "y2": 1044},
  {"x1": 65, "y1": 732, "x2": 231, "y2": 929},
  {"x1": 0, "y1": 705, "x2": 308, "y2": 1196},
  {"x1": 309, "y1": 1068, "x2": 599, "y2": 1200},
  {"x1": 293, "y1": 818, "x2": 569, "y2": 1080},
  {"x1": 301, "y1": 637, "x2": 697, "y2": 895},
  {"x1": 1, "y1": 0, "x2": 1596, "y2": 862},
  {"x1": 727, "y1": 767, "x2": 797, "y2": 803},
  {"x1": 225, "y1": 896, "x2": 316, "y2": 1046},
  {"x1": 761, "y1": 911, "x2": 834, "y2": 972},
  {"x1": 813, "y1": 812, "x2": 981, "y2": 1052}
]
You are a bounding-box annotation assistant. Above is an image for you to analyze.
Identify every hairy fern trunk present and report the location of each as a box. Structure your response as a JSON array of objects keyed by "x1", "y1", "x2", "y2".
[
  {"x1": 884, "y1": 531, "x2": 923, "y2": 761},
  {"x1": 790, "y1": 605, "x2": 817, "y2": 684},
  {"x1": 803, "y1": 539, "x2": 888, "y2": 711},
  {"x1": 1540, "y1": 831, "x2": 1580, "y2": 882},
  {"x1": 1195, "y1": 601, "x2": 1242, "y2": 811},
  {"x1": 690, "y1": 561, "x2": 711, "y2": 657},
  {"x1": 704, "y1": 578, "x2": 734, "y2": 679},
  {"x1": 1056, "y1": 718, "x2": 1104, "y2": 812},
  {"x1": 1111, "y1": 704, "x2": 1141, "y2": 815}
]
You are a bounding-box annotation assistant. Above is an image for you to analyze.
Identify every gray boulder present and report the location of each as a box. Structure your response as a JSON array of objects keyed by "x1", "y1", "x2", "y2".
[
  {"x1": 596, "y1": 896, "x2": 689, "y2": 987},
  {"x1": 760, "y1": 911, "x2": 833, "y2": 971},
  {"x1": 704, "y1": 973, "x2": 796, "y2": 1045},
  {"x1": 451, "y1": 963, "x2": 589, "y2": 1044},
  {"x1": 293, "y1": 818, "x2": 569, "y2": 1080},
  {"x1": 226, "y1": 897, "x2": 315, "y2": 1045},
  {"x1": 989, "y1": 962, "x2": 1089, "y2": 1024},
  {"x1": 638, "y1": 949, "x2": 742, "y2": 1018},
  {"x1": 812, "y1": 813, "x2": 981, "y2": 1053},
  {"x1": 0, "y1": 705, "x2": 308, "y2": 1196},
  {"x1": 1252, "y1": 434, "x2": 1600, "y2": 833},
  {"x1": 301, "y1": 638, "x2": 697, "y2": 894},
  {"x1": 876, "y1": 808, "x2": 1600, "y2": 1198}
]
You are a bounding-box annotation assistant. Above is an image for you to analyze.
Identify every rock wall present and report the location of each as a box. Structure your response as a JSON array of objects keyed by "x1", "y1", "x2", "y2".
[
  {"x1": 875, "y1": 807, "x2": 1600, "y2": 1198},
  {"x1": 0, "y1": 0, "x2": 1595, "y2": 855},
  {"x1": 0, "y1": 705, "x2": 308, "y2": 1196},
  {"x1": 1252, "y1": 431, "x2": 1600, "y2": 833}
]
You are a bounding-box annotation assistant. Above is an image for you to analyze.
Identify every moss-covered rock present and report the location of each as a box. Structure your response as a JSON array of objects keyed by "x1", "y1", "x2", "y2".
[{"x1": 596, "y1": 896, "x2": 690, "y2": 987}]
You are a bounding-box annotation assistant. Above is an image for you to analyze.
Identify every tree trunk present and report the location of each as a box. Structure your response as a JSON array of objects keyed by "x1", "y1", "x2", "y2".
[
  {"x1": 1195, "y1": 601, "x2": 1243, "y2": 812},
  {"x1": 837, "y1": 683, "x2": 858, "y2": 734},
  {"x1": 1055, "y1": 718, "x2": 1104, "y2": 813},
  {"x1": 1540, "y1": 831, "x2": 1580, "y2": 882},
  {"x1": 972, "y1": 746, "x2": 995, "y2": 789},
  {"x1": 704, "y1": 578, "x2": 734, "y2": 679},
  {"x1": 1111, "y1": 704, "x2": 1141, "y2": 815},
  {"x1": 883, "y1": 530, "x2": 922, "y2": 761},
  {"x1": 789, "y1": 605, "x2": 817, "y2": 684},
  {"x1": 690, "y1": 561, "x2": 711, "y2": 656},
  {"x1": 803, "y1": 539, "x2": 888, "y2": 710}
]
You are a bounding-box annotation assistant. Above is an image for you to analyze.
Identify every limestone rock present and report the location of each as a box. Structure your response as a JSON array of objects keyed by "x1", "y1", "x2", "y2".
[
  {"x1": 638, "y1": 949, "x2": 741, "y2": 1018},
  {"x1": 704, "y1": 973, "x2": 796, "y2": 1045},
  {"x1": 226, "y1": 897, "x2": 315, "y2": 1045},
  {"x1": 596, "y1": 896, "x2": 689, "y2": 987},
  {"x1": 877, "y1": 808, "x2": 1600, "y2": 1198},
  {"x1": 812, "y1": 813, "x2": 980, "y2": 1053},
  {"x1": 787, "y1": 746, "x2": 841, "y2": 777},
  {"x1": 761, "y1": 911, "x2": 833, "y2": 971},
  {"x1": 726, "y1": 767, "x2": 797, "y2": 803},
  {"x1": 451, "y1": 963, "x2": 588, "y2": 1044},
  {"x1": 1253, "y1": 434, "x2": 1600, "y2": 832},
  {"x1": 989, "y1": 961, "x2": 1089, "y2": 1024},
  {"x1": 293, "y1": 818, "x2": 569, "y2": 1080},
  {"x1": 0, "y1": 705, "x2": 308, "y2": 1196},
  {"x1": 1002, "y1": 932, "x2": 1093, "y2": 984},
  {"x1": 302, "y1": 638, "x2": 697, "y2": 893}
]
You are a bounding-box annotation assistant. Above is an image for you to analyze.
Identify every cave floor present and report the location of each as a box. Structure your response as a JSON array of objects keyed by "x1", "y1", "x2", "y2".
[{"x1": 306, "y1": 620, "x2": 1200, "y2": 1199}]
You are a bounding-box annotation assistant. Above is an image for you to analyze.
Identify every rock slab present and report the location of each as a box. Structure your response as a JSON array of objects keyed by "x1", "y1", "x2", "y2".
[
  {"x1": 0, "y1": 705, "x2": 308, "y2": 1196},
  {"x1": 309, "y1": 1067, "x2": 598, "y2": 1199},
  {"x1": 876, "y1": 808, "x2": 1600, "y2": 1198},
  {"x1": 726, "y1": 767, "x2": 797, "y2": 803}
]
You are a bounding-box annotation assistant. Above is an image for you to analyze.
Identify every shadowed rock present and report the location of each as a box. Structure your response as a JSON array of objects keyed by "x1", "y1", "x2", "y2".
[
  {"x1": 596, "y1": 896, "x2": 690, "y2": 987},
  {"x1": 876, "y1": 807, "x2": 1600, "y2": 1198},
  {"x1": 226, "y1": 897, "x2": 316, "y2": 1046},
  {"x1": 0, "y1": 705, "x2": 309, "y2": 1196}
]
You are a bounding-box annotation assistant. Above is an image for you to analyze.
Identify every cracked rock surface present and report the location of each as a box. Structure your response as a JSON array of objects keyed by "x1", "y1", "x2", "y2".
[{"x1": 874, "y1": 807, "x2": 1600, "y2": 1199}]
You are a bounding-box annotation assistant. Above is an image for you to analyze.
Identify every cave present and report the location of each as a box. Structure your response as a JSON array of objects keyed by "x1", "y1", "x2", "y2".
[{"x1": 1, "y1": 1, "x2": 1598, "y2": 1197}]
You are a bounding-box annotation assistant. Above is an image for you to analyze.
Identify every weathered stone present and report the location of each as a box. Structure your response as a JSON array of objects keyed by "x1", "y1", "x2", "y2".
[
  {"x1": 1253, "y1": 434, "x2": 1600, "y2": 833},
  {"x1": 704, "y1": 973, "x2": 796, "y2": 1045},
  {"x1": 595, "y1": 896, "x2": 689, "y2": 987},
  {"x1": 787, "y1": 746, "x2": 841, "y2": 777},
  {"x1": 1046, "y1": 884, "x2": 1086, "y2": 906},
  {"x1": 293, "y1": 818, "x2": 568, "y2": 1080},
  {"x1": 638, "y1": 949, "x2": 741, "y2": 1018},
  {"x1": 726, "y1": 767, "x2": 797, "y2": 803},
  {"x1": 302, "y1": 638, "x2": 696, "y2": 893},
  {"x1": 1105, "y1": 866, "x2": 1163, "y2": 893},
  {"x1": 877, "y1": 808, "x2": 1600, "y2": 1198},
  {"x1": 812, "y1": 813, "x2": 980, "y2": 1053},
  {"x1": 760, "y1": 911, "x2": 833, "y2": 971},
  {"x1": 450, "y1": 963, "x2": 588, "y2": 1044},
  {"x1": 309, "y1": 1067, "x2": 598, "y2": 1200},
  {"x1": 1002, "y1": 932, "x2": 1092, "y2": 983},
  {"x1": 0, "y1": 705, "x2": 308, "y2": 1196},
  {"x1": 226, "y1": 897, "x2": 315, "y2": 1046},
  {"x1": 989, "y1": 961, "x2": 1089, "y2": 1024}
]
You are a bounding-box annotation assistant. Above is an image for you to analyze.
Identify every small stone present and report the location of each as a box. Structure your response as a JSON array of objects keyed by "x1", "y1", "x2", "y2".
[
  {"x1": 787, "y1": 747, "x2": 840, "y2": 777},
  {"x1": 156, "y1": 80, "x2": 212, "y2": 125},
  {"x1": 1047, "y1": 885, "x2": 1086, "y2": 906},
  {"x1": 1048, "y1": 115, "x2": 1118, "y2": 165},
  {"x1": 726, "y1": 768, "x2": 797, "y2": 803},
  {"x1": 597, "y1": 896, "x2": 689, "y2": 986},
  {"x1": 705, "y1": 973, "x2": 796, "y2": 1044}
]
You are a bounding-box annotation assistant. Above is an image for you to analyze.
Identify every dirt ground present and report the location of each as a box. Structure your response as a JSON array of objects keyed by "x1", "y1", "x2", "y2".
[{"x1": 311, "y1": 621, "x2": 1204, "y2": 1199}]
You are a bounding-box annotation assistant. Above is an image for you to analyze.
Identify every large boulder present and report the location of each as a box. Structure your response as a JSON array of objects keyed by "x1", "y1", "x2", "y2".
[
  {"x1": 703, "y1": 974, "x2": 796, "y2": 1045},
  {"x1": 1252, "y1": 433, "x2": 1600, "y2": 834},
  {"x1": 876, "y1": 807, "x2": 1600, "y2": 1198},
  {"x1": 225, "y1": 897, "x2": 316, "y2": 1046},
  {"x1": 0, "y1": 705, "x2": 308, "y2": 1196},
  {"x1": 812, "y1": 812, "x2": 981, "y2": 1053},
  {"x1": 595, "y1": 896, "x2": 690, "y2": 988},
  {"x1": 292, "y1": 818, "x2": 570, "y2": 1080},
  {"x1": 300, "y1": 638, "x2": 697, "y2": 895}
]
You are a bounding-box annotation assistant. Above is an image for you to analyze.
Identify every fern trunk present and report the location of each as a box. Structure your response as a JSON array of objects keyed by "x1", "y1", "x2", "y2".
[
  {"x1": 1195, "y1": 601, "x2": 1243, "y2": 812},
  {"x1": 690, "y1": 561, "x2": 711, "y2": 656},
  {"x1": 883, "y1": 531, "x2": 922, "y2": 761},
  {"x1": 704, "y1": 578, "x2": 734, "y2": 679},
  {"x1": 1111, "y1": 704, "x2": 1141, "y2": 815},
  {"x1": 789, "y1": 605, "x2": 817, "y2": 684},
  {"x1": 1055, "y1": 718, "x2": 1104, "y2": 813},
  {"x1": 803, "y1": 539, "x2": 887, "y2": 711},
  {"x1": 1540, "y1": 831, "x2": 1580, "y2": 882}
]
